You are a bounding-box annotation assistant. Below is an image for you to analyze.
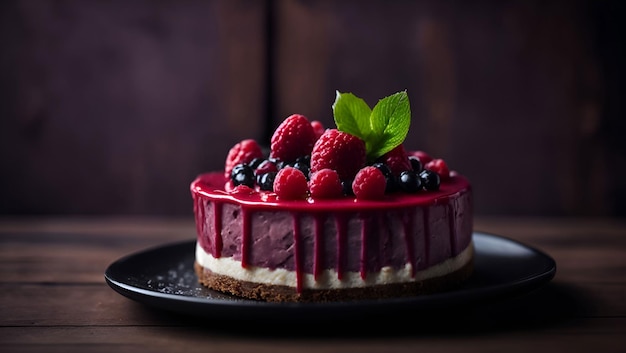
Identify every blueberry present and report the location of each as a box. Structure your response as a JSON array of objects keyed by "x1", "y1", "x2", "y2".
[
  {"x1": 398, "y1": 170, "x2": 421, "y2": 193},
  {"x1": 292, "y1": 161, "x2": 310, "y2": 180},
  {"x1": 341, "y1": 179, "x2": 354, "y2": 196},
  {"x1": 257, "y1": 171, "x2": 277, "y2": 191},
  {"x1": 231, "y1": 164, "x2": 255, "y2": 187},
  {"x1": 408, "y1": 156, "x2": 422, "y2": 173},
  {"x1": 295, "y1": 155, "x2": 311, "y2": 166},
  {"x1": 419, "y1": 169, "x2": 440, "y2": 191},
  {"x1": 248, "y1": 157, "x2": 265, "y2": 170}
]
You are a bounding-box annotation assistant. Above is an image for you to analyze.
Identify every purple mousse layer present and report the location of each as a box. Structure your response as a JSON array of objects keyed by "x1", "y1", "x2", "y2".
[{"x1": 191, "y1": 172, "x2": 473, "y2": 282}]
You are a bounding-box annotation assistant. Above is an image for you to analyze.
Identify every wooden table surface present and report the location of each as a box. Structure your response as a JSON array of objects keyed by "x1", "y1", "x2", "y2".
[{"x1": 1, "y1": 216, "x2": 624, "y2": 352}]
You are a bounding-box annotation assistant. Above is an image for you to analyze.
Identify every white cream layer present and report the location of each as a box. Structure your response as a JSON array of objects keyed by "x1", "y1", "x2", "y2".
[{"x1": 196, "y1": 241, "x2": 474, "y2": 289}]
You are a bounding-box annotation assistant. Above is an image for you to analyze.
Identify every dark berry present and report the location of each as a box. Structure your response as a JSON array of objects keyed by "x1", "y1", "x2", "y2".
[
  {"x1": 257, "y1": 171, "x2": 277, "y2": 191},
  {"x1": 408, "y1": 156, "x2": 422, "y2": 173},
  {"x1": 398, "y1": 170, "x2": 422, "y2": 193},
  {"x1": 275, "y1": 160, "x2": 289, "y2": 171},
  {"x1": 419, "y1": 169, "x2": 441, "y2": 191},
  {"x1": 292, "y1": 161, "x2": 310, "y2": 180},
  {"x1": 342, "y1": 179, "x2": 354, "y2": 196},
  {"x1": 295, "y1": 155, "x2": 311, "y2": 166},
  {"x1": 231, "y1": 164, "x2": 255, "y2": 188},
  {"x1": 248, "y1": 157, "x2": 265, "y2": 170}
]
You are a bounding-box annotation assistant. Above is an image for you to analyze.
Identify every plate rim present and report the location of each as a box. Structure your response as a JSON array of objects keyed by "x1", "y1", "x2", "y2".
[{"x1": 104, "y1": 232, "x2": 557, "y2": 316}]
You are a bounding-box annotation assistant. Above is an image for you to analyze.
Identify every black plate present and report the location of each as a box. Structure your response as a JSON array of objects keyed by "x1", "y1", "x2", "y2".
[{"x1": 105, "y1": 232, "x2": 556, "y2": 321}]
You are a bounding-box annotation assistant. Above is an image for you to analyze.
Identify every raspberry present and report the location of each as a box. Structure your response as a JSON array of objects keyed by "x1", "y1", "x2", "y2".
[
  {"x1": 424, "y1": 158, "x2": 450, "y2": 180},
  {"x1": 309, "y1": 169, "x2": 343, "y2": 199},
  {"x1": 310, "y1": 120, "x2": 325, "y2": 140},
  {"x1": 410, "y1": 150, "x2": 433, "y2": 165},
  {"x1": 270, "y1": 114, "x2": 316, "y2": 163},
  {"x1": 224, "y1": 139, "x2": 264, "y2": 179},
  {"x1": 378, "y1": 144, "x2": 411, "y2": 176},
  {"x1": 310, "y1": 129, "x2": 366, "y2": 181},
  {"x1": 273, "y1": 166, "x2": 308, "y2": 200},
  {"x1": 352, "y1": 166, "x2": 386, "y2": 200}
]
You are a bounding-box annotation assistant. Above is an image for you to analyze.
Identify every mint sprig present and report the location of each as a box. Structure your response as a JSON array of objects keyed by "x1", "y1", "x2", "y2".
[{"x1": 332, "y1": 90, "x2": 411, "y2": 161}]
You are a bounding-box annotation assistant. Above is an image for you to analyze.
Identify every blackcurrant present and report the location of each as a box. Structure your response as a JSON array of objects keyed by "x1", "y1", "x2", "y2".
[
  {"x1": 292, "y1": 161, "x2": 310, "y2": 180},
  {"x1": 341, "y1": 179, "x2": 354, "y2": 196},
  {"x1": 408, "y1": 156, "x2": 422, "y2": 173},
  {"x1": 398, "y1": 170, "x2": 422, "y2": 193},
  {"x1": 419, "y1": 169, "x2": 440, "y2": 191},
  {"x1": 231, "y1": 164, "x2": 255, "y2": 187},
  {"x1": 295, "y1": 155, "x2": 311, "y2": 166},
  {"x1": 248, "y1": 157, "x2": 265, "y2": 170},
  {"x1": 257, "y1": 171, "x2": 277, "y2": 191}
]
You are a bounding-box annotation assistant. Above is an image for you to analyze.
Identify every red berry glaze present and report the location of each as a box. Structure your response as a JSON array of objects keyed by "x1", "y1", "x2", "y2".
[
  {"x1": 309, "y1": 169, "x2": 343, "y2": 199},
  {"x1": 310, "y1": 129, "x2": 366, "y2": 181},
  {"x1": 224, "y1": 139, "x2": 264, "y2": 179},
  {"x1": 230, "y1": 184, "x2": 257, "y2": 196},
  {"x1": 352, "y1": 166, "x2": 387, "y2": 200},
  {"x1": 378, "y1": 144, "x2": 411, "y2": 176},
  {"x1": 424, "y1": 158, "x2": 450, "y2": 180},
  {"x1": 273, "y1": 166, "x2": 309, "y2": 200},
  {"x1": 270, "y1": 114, "x2": 316, "y2": 163}
]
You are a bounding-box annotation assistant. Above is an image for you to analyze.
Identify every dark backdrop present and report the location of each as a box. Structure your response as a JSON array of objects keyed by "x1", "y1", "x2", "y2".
[{"x1": 1, "y1": 0, "x2": 625, "y2": 217}]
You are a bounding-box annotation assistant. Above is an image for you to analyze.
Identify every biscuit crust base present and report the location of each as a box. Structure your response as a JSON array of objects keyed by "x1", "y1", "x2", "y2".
[{"x1": 194, "y1": 256, "x2": 474, "y2": 303}]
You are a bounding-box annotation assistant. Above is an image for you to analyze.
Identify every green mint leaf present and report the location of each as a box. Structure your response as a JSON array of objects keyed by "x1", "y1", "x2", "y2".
[
  {"x1": 368, "y1": 90, "x2": 411, "y2": 159},
  {"x1": 332, "y1": 91, "x2": 373, "y2": 140},
  {"x1": 332, "y1": 90, "x2": 411, "y2": 161}
]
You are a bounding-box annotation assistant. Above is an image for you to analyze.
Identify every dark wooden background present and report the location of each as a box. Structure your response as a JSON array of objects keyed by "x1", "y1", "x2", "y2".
[{"x1": 1, "y1": 0, "x2": 625, "y2": 217}]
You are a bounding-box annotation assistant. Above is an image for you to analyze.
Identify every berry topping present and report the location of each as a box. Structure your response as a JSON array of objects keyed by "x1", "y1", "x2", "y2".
[
  {"x1": 230, "y1": 163, "x2": 255, "y2": 188},
  {"x1": 218, "y1": 91, "x2": 457, "y2": 201},
  {"x1": 224, "y1": 139, "x2": 264, "y2": 179},
  {"x1": 378, "y1": 144, "x2": 411, "y2": 176},
  {"x1": 230, "y1": 184, "x2": 256, "y2": 196},
  {"x1": 309, "y1": 169, "x2": 343, "y2": 199},
  {"x1": 408, "y1": 155, "x2": 423, "y2": 173},
  {"x1": 342, "y1": 180, "x2": 354, "y2": 196},
  {"x1": 257, "y1": 171, "x2": 277, "y2": 191},
  {"x1": 410, "y1": 150, "x2": 433, "y2": 165},
  {"x1": 254, "y1": 159, "x2": 278, "y2": 176},
  {"x1": 419, "y1": 169, "x2": 441, "y2": 191},
  {"x1": 248, "y1": 157, "x2": 265, "y2": 170},
  {"x1": 398, "y1": 170, "x2": 422, "y2": 193},
  {"x1": 311, "y1": 120, "x2": 325, "y2": 140},
  {"x1": 310, "y1": 129, "x2": 366, "y2": 181},
  {"x1": 273, "y1": 166, "x2": 309, "y2": 200},
  {"x1": 270, "y1": 114, "x2": 317, "y2": 163},
  {"x1": 352, "y1": 166, "x2": 387, "y2": 200},
  {"x1": 424, "y1": 158, "x2": 450, "y2": 180}
]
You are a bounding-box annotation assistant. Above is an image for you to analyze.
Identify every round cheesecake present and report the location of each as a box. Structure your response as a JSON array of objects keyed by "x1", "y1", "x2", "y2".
[{"x1": 191, "y1": 170, "x2": 473, "y2": 302}]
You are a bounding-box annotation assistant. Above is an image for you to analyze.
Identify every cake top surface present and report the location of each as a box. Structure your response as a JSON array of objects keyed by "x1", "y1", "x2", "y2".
[{"x1": 191, "y1": 171, "x2": 470, "y2": 212}]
